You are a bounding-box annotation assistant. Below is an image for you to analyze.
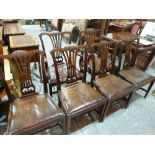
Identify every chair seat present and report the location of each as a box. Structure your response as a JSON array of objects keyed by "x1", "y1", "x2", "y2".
[
  {"x1": 119, "y1": 68, "x2": 155, "y2": 85},
  {"x1": 60, "y1": 82, "x2": 106, "y2": 114},
  {"x1": 49, "y1": 64, "x2": 83, "y2": 84},
  {"x1": 7, "y1": 93, "x2": 65, "y2": 135},
  {"x1": 93, "y1": 74, "x2": 134, "y2": 100}
]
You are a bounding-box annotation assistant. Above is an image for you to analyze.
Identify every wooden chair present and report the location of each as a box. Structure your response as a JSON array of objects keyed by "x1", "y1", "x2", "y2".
[
  {"x1": 0, "y1": 68, "x2": 13, "y2": 103},
  {"x1": 78, "y1": 28, "x2": 102, "y2": 46},
  {"x1": 131, "y1": 22, "x2": 142, "y2": 35},
  {"x1": 78, "y1": 29, "x2": 102, "y2": 73},
  {"x1": 39, "y1": 31, "x2": 71, "y2": 96},
  {"x1": 118, "y1": 41, "x2": 155, "y2": 98},
  {"x1": 78, "y1": 29, "x2": 116, "y2": 76},
  {"x1": 89, "y1": 40, "x2": 117, "y2": 83},
  {"x1": 131, "y1": 23, "x2": 141, "y2": 35},
  {"x1": 39, "y1": 31, "x2": 71, "y2": 51},
  {"x1": 0, "y1": 68, "x2": 14, "y2": 128},
  {"x1": 91, "y1": 41, "x2": 136, "y2": 121},
  {"x1": 0, "y1": 50, "x2": 66, "y2": 135},
  {"x1": 101, "y1": 19, "x2": 110, "y2": 35},
  {"x1": 51, "y1": 45, "x2": 107, "y2": 134}
]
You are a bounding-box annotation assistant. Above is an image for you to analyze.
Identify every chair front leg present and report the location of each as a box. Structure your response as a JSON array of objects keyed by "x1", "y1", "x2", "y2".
[
  {"x1": 125, "y1": 91, "x2": 135, "y2": 109},
  {"x1": 62, "y1": 118, "x2": 67, "y2": 135},
  {"x1": 49, "y1": 84, "x2": 53, "y2": 97},
  {"x1": 99, "y1": 101, "x2": 110, "y2": 122}
]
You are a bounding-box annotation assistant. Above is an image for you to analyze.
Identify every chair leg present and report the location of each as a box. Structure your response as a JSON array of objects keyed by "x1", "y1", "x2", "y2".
[
  {"x1": 66, "y1": 117, "x2": 71, "y2": 135},
  {"x1": 49, "y1": 84, "x2": 53, "y2": 97},
  {"x1": 99, "y1": 101, "x2": 110, "y2": 122},
  {"x1": 38, "y1": 61, "x2": 42, "y2": 82},
  {"x1": 62, "y1": 118, "x2": 66, "y2": 135},
  {"x1": 125, "y1": 92, "x2": 135, "y2": 109},
  {"x1": 88, "y1": 111, "x2": 95, "y2": 121},
  {"x1": 144, "y1": 81, "x2": 155, "y2": 98},
  {"x1": 58, "y1": 95, "x2": 62, "y2": 107},
  {"x1": 34, "y1": 62, "x2": 37, "y2": 69}
]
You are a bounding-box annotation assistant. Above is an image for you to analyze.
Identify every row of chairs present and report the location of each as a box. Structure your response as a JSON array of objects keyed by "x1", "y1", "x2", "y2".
[{"x1": 0, "y1": 30, "x2": 154, "y2": 135}]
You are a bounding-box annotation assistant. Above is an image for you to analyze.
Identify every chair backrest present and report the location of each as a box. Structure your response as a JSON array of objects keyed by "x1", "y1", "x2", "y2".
[
  {"x1": 131, "y1": 23, "x2": 141, "y2": 35},
  {"x1": 0, "y1": 68, "x2": 14, "y2": 102},
  {"x1": 101, "y1": 19, "x2": 110, "y2": 35},
  {"x1": 0, "y1": 50, "x2": 47, "y2": 98},
  {"x1": 90, "y1": 41, "x2": 117, "y2": 81},
  {"x1": 123, "y1": 39, "x2": 139, "y2": 68},
  {"x1": 51, "y1": 45, "x2": 87, "y2": 88},
  {"x1": 39, "y1": 31, "x2": 71, "y2": 63},
  {"x1": 78, "y1": 28, "x2": 102, "y2": 46}
]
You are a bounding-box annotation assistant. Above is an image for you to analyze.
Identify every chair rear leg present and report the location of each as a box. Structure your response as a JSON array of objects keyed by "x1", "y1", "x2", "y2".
[
  {"x1": 144, "y1": 80, "x2": 155, "y2": 98},
  {"x1": 58, "y1": 95, "x2": 62, "y2": 107},
  {"x1": 99, "y1": 101, "x2": 110, "y2": 122},
  {"x1": 49, "y1": 84, "x2": 53, "y2": 97},
  {"x1": 62, "y1": 118, "x2": 67, "y2": 135}
]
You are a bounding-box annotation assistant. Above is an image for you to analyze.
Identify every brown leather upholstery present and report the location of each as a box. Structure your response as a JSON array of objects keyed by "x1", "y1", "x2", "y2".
[
  {"x1": 94, "y1": 74, "x2": 134, "y2": 100},
  {"x1": 60, "y1": 82, "x2": 106, "y2": 114},
  {"x1": 7, "y1": 93, "x2": 65, "y2": 135},
  {"x1": 119, "y1": 68, "x2": 155, "y2": 85}
]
